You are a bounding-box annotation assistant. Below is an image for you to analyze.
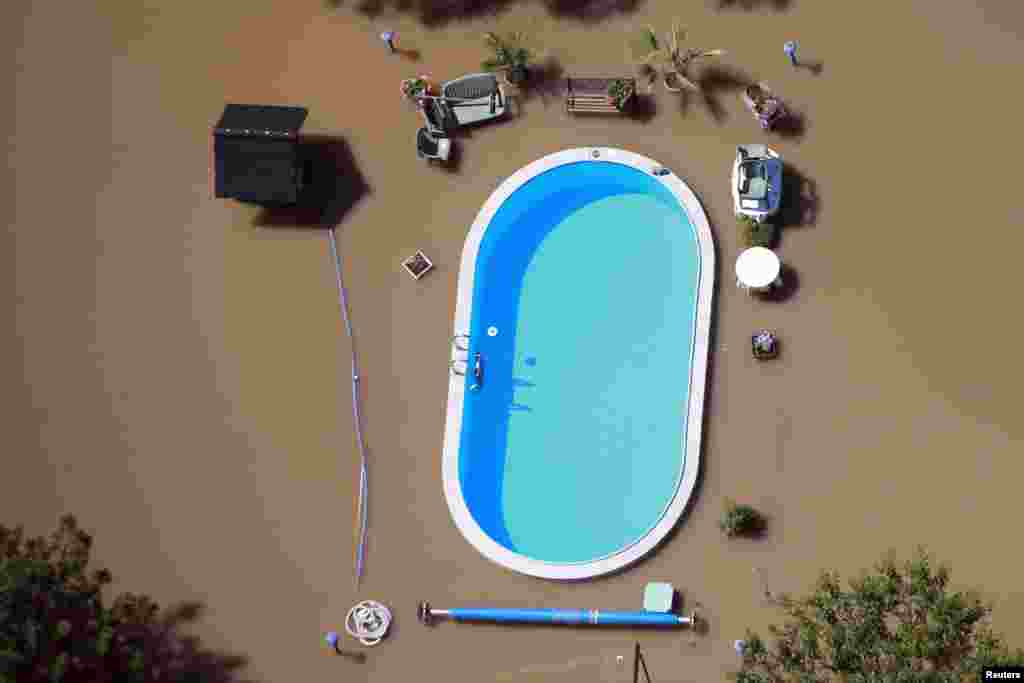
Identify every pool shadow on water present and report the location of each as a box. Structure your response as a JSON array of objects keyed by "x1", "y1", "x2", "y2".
[{"x1": 508, "y1": 377, "x2": 535, "y2": 413}]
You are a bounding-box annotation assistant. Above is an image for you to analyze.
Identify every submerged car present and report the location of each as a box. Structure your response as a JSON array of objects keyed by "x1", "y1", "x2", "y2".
[{"x1": 732, "y1": 144, "x2": 782, "y2": 223}]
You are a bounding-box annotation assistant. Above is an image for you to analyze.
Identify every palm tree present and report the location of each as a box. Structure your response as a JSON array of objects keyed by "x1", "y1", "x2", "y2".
[
  {"x1": 482, "y1": 31, "x2": 532, "y2": 85},
  {"x1": 629, "y1": 20, "x2": 725, "y2": 93}
]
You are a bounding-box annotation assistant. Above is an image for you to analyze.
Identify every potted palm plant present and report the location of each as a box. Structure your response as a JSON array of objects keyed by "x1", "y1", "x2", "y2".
[
  {"x1": 607, "y1": 78, "x2": 636, "y2": 112},
  {"x1": 482, "y1": 31, "x2": 532, "y2": 85},
  {"x1": 628, "y1": 20, "x2": 725, "y2": 94}
]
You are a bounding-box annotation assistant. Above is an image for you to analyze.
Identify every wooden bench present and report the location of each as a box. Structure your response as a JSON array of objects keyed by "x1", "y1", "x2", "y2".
[{"x1": 566, "y1": 77, "x2": 636, "y2": 115}]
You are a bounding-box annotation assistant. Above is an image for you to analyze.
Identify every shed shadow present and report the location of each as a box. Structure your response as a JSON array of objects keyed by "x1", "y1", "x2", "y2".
[{"x1": 253, "y1": 135, "x2": 370, "y2": 231}]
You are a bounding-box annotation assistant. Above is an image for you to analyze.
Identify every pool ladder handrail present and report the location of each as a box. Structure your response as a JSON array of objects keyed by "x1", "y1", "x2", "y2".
[
  {"x1": 451, "y1": 334, "x2": 470, "y2": 376},
  {"x1": 451, "y1": 334, "x2": 471, "y2": 376}
]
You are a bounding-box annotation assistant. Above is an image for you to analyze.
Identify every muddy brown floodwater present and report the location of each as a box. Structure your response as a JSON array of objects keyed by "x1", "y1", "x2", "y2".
[{"x1": 4, "y1": 0, "x2": 1024, "y2": 681}]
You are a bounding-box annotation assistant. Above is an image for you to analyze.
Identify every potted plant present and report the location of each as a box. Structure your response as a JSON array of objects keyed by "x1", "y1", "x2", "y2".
[
  {"x1": 482, "y1": 31, "x2": 532, "y2": 85},
  {"x1": 719, "y1": 500, "x2": 766, "y2": 537},
  {"x1": 751, "y1": 330, "x2": 779, "y2": 360},
  {"x1": 607, "y1": 78, "x2": 636, "y2": 112},
  {"x1": 400, "y1": 76, "x2": 434, "y2": 101}
]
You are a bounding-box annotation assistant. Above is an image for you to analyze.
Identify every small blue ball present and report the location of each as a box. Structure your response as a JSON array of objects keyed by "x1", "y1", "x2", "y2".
[{"x1": 325, "y1": 631, "x2": 339, "y2": 647}]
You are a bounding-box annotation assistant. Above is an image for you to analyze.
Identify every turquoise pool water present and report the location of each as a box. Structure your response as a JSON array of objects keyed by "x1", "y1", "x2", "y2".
[{"x1": 458, "y1": 160, "x2": 701, "y2": 565}]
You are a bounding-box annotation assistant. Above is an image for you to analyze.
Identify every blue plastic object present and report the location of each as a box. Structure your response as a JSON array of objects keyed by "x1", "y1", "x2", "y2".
[
  {"x1": 324, "y1": 631, "x2": 339, "y2": 647},
  {"x1": 447, "y1": 607, "x2": 687, "y2": 627}
]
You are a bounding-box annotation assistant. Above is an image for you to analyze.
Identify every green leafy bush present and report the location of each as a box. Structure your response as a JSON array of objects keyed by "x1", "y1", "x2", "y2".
[
  {"x1": 738, "y1": 215, "x2": 776, "y2": 248},
  {"x1": 733, "y1": 550, "x2": 1024, "y2": 682},
  {"x1": 719, "y1": 500, "x2": 765, "y2": 537},
  {"x1": 400, "y1": 77, "x2": 430, "y2": 100}
]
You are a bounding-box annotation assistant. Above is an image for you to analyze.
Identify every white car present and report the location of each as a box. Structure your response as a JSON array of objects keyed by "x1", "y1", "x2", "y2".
[{"x1": 731, "y1": 144, "x2": 782, "y2": 223}]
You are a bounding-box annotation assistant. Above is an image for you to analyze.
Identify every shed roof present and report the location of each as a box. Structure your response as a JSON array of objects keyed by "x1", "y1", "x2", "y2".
[{"x1": 214, "y1": 104, "x2": 308, "y2": 138}]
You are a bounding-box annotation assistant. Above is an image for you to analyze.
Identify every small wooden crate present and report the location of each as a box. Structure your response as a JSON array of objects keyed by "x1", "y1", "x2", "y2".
[{"x1": 401, "y1": 250, "x2": 434, "y2": 280}]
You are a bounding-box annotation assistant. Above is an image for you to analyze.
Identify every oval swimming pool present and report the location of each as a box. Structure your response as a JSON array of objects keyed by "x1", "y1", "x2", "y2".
[{"x1": 442, "y1": 148, "x2": 715, "y2": 579}]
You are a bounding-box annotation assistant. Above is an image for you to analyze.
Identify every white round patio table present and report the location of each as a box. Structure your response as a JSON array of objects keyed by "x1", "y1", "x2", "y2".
[{"x1": 735, "y1": 247, "x2": 781, "y2": 291}]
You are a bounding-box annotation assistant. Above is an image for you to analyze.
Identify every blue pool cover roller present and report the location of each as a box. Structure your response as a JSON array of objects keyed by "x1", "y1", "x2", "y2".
[{"x1": 418, "y1": 602, "x2": 696, "y2": 628}]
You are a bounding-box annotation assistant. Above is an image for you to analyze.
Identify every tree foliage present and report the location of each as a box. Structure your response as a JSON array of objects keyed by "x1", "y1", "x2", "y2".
[
  {"x1": 628, "y1": 19, "x2": 725, "y2": 93},
  {"x1": 0, "y1": 515, "x2": 244, "y2": 683},
  {"x1": 734, "y1": 550, "x2": 1024, "y2": 683}
]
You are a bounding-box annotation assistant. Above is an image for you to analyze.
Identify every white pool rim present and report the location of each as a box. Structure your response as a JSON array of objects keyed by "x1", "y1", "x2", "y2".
[{"x1": 441, "y1": 147, "x2": 716, "y2": 580}]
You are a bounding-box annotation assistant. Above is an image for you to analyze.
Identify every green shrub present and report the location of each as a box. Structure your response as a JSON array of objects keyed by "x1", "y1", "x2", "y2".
[
  {"x1": 400, "y1": 77, "x2": 429, "y2": 100},
  {"x1": 607, "y1": 79, "x2": 635, "y2": 111},
  {"x1": 738, "y1": 215, "x2": 776, "y2": 248},
  {"x1": 719, "y1": 500, "x2": 765, "y2": 537}
]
